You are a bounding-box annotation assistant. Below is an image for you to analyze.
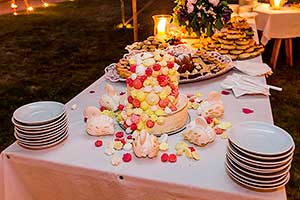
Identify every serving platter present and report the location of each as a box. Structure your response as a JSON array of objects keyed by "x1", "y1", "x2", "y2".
[{"x1": 105, "y1": 50, "x2": 235, "y2": 84}]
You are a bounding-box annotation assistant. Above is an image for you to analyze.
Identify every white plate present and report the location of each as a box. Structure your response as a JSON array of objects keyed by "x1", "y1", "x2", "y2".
[
  {"x1": 226, "y1": 158, "x2": 289, "y2": 184},
  {"x1": 226, "y1": 155, "x2": 291, "y2": 179},
  {"x1": 229, "y1": 121, "x2": 294, "y2": 156},
  {"x1": 15, "y1": 127, "x2": 68, "y2": 145},
  {"x1": 17, "y1": 129, "x2": 68, "y2": 149},
  {"x1": 12, "y1": 111, "x2": 67, "y2": 130},
  {"x1": 15, "y1": 123, "x2": 68, "y2": 142},
  {"x1": 229, "y1": 140, "x2": 294, "y2": 161},
  {"x1": 227, "y1": 149, "x2": 292, "y2": 174},
  {"x1": 13, "y1": 101, "x2": 65, "y2": 125},
  {"x1": 225, "y1": 164, "x2": 290, "y2": 191},
  {"x1": 228, "y1": 142, "x2": 293, "y2": 167},
  {"x1": 15, "y1": 118, "x2": 68, "y2": 135}
]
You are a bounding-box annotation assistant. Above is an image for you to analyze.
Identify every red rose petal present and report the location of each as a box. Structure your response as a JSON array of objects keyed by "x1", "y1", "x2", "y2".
[
  {"x1": 161, "y1": 153, "x2": 169, "y2": 162},
  {"x1": 127, "y1": 135, "x2": 133, "y2": 140},
  {"x1": 89, "y1": 90, "x2": 95, "y2": 94},
  {"x1": 122, "y1": 153, "x2": 132, "y2": 162},
  {"x1": 168, "y1": 154, "x2": 177, "y2": 163},
  {"x1": 116, "y1": 131, "x2": 124, "y2": 138},
  {"x1": 221, "y1": 90, "x2": 230, "y2": 95},
  {"x1": 94, "y1": 140, "x2": 103, "y2": 147},
  {"x1": 242, "y1": 108, "x2": 254, "y2": 114}
]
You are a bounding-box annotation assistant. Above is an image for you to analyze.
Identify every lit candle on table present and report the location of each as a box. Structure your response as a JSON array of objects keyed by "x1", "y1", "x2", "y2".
[
  {"x1": 273, "y1": 0, "x2": 281, "y2": 9},
  {"x1": 152, "y1": 15, "x2": 172, "y2": 41}
]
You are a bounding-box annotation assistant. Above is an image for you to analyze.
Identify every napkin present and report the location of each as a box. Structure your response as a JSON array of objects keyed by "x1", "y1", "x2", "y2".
[
  {"x1": 221, "y1": 73, "x2": 270, "y2": 97},
  {"x1": 235, "y1": 61, "x2": 272, "y2": 76}
]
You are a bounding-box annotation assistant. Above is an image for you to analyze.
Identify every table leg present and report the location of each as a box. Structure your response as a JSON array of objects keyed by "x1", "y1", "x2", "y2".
[
  {"x1": 284, "y1": 38, "x2": 293, "y2": 67},
  {"x1": 270, "y1": 39, "x2": 282, "y2": 69},
  {"x1": 132, "y1": 0, "x2": 138, "y2": 42}
]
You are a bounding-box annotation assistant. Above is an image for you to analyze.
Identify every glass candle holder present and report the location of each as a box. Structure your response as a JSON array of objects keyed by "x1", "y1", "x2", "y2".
[
  {"x1": 270, "y1": 0, "x2": 285, "y2": 10},
  {"x1": 152, "y1": 14, "x2": 172, "y2": 39}
]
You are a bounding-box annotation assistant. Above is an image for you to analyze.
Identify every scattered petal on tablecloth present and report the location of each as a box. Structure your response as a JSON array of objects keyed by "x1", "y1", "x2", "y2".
[
  {"x1": 242, "y1": 108, "x2": 254, "y2": 114},
  {"x1": 89, "y1": 90, "x2": 95, "y2": 94},
  {"x1": 221, "y1": 90, "x2": 230, "y2": 95}
]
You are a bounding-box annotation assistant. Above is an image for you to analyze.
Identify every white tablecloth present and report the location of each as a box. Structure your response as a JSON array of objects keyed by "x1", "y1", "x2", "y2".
[
  {"x1": 0, "y1": 53, "x2": 287, "y2": 200},
  {"x1": 255, "y1": 3, "x2": 300, "y2": 45}
]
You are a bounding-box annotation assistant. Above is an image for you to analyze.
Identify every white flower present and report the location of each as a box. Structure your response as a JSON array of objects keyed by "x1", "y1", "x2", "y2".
[{"x1": 208, "y1": 0, "x2": 219, "y2": 7}]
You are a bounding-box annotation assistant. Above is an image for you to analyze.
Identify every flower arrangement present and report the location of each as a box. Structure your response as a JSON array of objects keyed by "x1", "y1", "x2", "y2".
[{"x1": 173, "y1": 0, "x2": 232, "y2": 37}]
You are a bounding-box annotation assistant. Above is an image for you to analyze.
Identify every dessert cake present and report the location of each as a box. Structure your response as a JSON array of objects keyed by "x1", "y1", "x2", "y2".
[{"x1": 117, "y1": 50, "x2": 188, "y2": 136}]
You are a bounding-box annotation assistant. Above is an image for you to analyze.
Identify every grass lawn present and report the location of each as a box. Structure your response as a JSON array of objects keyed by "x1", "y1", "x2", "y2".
[{"x1": 0, "y1": 0, "x2": 299, "y2": 198}]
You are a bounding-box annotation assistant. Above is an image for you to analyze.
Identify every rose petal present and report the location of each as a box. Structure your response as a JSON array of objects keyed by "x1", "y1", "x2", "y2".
[
  {"x1": 242, "y1": 108, "x2": 254, "y2": 114},
  {"x1": 89, "y1": 90, "x2": 95, "y2": 94},
  {"x1": 221, "y1": 90, "x2": 230, "y2": 95}
]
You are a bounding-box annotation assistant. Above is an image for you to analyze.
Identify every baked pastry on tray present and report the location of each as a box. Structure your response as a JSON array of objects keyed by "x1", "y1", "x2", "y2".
[{"x1": 194, "y1": 16, "x2": 264, "y2": 60}]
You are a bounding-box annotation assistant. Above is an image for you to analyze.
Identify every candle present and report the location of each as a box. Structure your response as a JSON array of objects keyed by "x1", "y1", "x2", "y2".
[
  {"x1": 157, "y1": 18, "x2": 167, "y2": 35},
  {"x1": 270, "y1": 0, "x2": 284, "y2": 10},
  {"x1": 273, "y1": 0, "x2": 281, "y2": 9},
  {"x1": 152, "y1": 14, "x2": 172, "y2": 39}
]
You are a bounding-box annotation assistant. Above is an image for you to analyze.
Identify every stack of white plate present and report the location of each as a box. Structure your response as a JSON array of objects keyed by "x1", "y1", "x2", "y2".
[
  {"x1": 12, "y1": 101, "x2": 69, "y2": 150},
  {"x1": 226, "y1": 121, "x2": 294, "y2": 191}
]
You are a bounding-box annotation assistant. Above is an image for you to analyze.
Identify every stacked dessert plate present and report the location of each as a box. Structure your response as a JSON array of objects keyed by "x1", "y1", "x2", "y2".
[
  {"x1": 226, "y1": 121, "x2": 294, "y2": 191},
  {"x1": 12, "y1": 101, "x2": 69, "y2": 150}
]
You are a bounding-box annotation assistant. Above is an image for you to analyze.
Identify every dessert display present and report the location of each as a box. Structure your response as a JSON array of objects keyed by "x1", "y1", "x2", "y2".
[
  {"x1": 116, "y1": 50, "x2": 189, "y2": 136},
  {"x1": 183, "y1": 116, "x2": 216, "y2": 147},
  {"x1": 113, "y1": 49, "x2": 233, "y2": 83},
  {"x1": 196, "y1": 17, "x2": 265, "y2": 60},
  {"x1": 175, "y1": 50, "x2": 233, "y2": 81}
]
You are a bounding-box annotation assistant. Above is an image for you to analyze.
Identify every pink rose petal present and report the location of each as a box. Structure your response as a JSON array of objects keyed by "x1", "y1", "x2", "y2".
[
  {"x1": 221, "y1": 90, "x2": 230, "y2": 95},
  {"x1": 242, "y1": 108, "x2": 254, "y2": 114}
]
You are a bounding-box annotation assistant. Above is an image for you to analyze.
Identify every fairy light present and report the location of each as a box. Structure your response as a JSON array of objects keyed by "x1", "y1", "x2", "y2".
[
  {"x1": 11, "y1": 1, "x2": 18, "y2": 16},
  {"x1": 11, "y1": 3, "x2": 18, "y2": 9},
  {"x1": 27, "y1": 6, "x2": 33, "y2": 12},
  {"x1": 43, "y1": 2, "x2": 49, "y2": 7}
]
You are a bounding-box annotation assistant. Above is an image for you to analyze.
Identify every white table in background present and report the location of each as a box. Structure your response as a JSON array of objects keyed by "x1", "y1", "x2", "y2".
[{"x1": 254, "y1": 3, "x2": 300, "y2": 68}]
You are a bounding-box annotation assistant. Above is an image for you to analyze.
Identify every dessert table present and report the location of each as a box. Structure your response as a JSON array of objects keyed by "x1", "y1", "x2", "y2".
[
  {"x1": 0, "y1": 17, "x2": 288, "y2": 200},
  {"x1": 254, "y1": 3, "x2": 300, "y2": 68},
  {"x1": 0, "y1": 54, "x2": 287, "y2": 200}
]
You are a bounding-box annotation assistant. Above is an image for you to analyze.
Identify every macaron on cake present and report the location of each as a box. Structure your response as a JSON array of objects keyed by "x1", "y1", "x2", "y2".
[{"x1": 118, "y1": 50, "x2": 189, "y2": 136}]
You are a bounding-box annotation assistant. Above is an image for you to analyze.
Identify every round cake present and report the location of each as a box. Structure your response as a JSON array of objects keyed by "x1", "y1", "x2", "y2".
[{"x1": 117, "y1": 50, "x2": 188, "y2": 136}]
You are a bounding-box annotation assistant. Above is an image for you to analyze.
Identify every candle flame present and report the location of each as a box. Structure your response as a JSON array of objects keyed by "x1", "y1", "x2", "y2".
[{"x1": 157, "y1": 18, "x2": 167, "y2": 35}]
